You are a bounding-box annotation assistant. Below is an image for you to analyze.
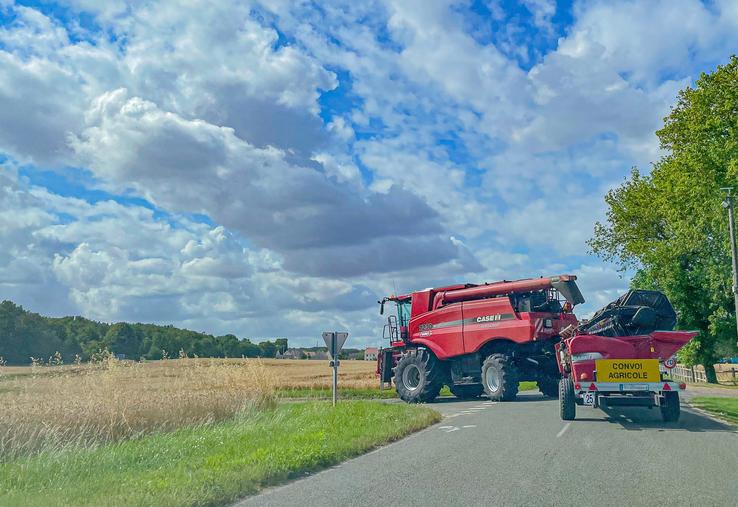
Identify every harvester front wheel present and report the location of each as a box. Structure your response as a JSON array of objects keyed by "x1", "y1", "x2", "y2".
[
  {"x1": 559, "y1": 377, "x2": 576, "y2": 420},
  {"x1": 481, "y1": 353, "x2": 519, "y2": 401},
  {"x1": 449, "y1": 384, "x2": 484, "y2": 400},
  {"x1": 660, "y1": 391, "x2": 680, "y2": 422},
  {"x1": 394, "y1": 349, "x2": 444, "y2": 403}
]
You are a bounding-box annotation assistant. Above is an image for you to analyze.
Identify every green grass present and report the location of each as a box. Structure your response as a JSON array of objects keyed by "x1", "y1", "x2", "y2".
[
  {"x1": 687, "y1": 382, "x2": 738, "y2": 389},
  {"x1": 278, "y1": 387, "x2": 398, "y2": 399},
  {"x1": 279, "y1": 381, "x2": 538, "y2": 400},
  {"x1": 519, "y1": 381, "x2": 537, "y2": 391},
  {"x1": 689, "y1": 397, "x2": 738, "y2": 425},
  {"x1": 0, "y1": 401, "x2": 440, "y2": 507}
]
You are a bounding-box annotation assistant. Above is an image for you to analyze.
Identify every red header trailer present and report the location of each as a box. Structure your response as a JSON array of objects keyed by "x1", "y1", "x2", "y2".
[{"x1": 555, "y1": 290, "x2": 697, "y2": 422}]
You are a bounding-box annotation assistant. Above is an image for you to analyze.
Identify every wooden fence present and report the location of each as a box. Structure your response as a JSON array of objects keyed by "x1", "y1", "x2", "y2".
[{"x1": 667, "y1": 363, "x2": 738, "y2": 384}]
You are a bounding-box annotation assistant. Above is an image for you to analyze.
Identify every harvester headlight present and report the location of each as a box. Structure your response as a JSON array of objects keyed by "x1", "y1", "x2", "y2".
[{"x1": 571, "y1": 352, "x2": 604, "y2": 362}]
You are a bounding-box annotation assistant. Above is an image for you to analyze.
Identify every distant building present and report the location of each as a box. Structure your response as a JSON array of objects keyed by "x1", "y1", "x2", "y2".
[
  {"x1": 306, "y1": 350, "x2": 329, "y2": 360},
  {"x1": 364, "y1": 347, "x2": 379, "y2": 361},
  {"x1": 276, "y1": 348, "x2": 329, "y2": 360},
  {"x1": 276, "y1": 348, "x2": 304, "y2": 360}
]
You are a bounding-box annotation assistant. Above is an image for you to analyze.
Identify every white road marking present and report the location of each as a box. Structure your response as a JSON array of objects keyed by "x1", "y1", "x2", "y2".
[
  {"x1": 462, "y1": 425, "x2": 476, "y2": 428},
  {"x1": 556, "y1": 422, "x2": 571, "y2": 438},
  {"x1": 445, "y1": 426, "x2": 460, "y2": 433},
  {"x1": 439, "y1": 425, "x2": 453, "y2": 430}
]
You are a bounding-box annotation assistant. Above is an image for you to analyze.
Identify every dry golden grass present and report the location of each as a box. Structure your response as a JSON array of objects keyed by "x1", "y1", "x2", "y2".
[
  {"x1": 0, "y1": 354, "x2": 288, "y2": 459},
  {"x1": 0, "y1": 357, "x2": 377, "y2": 459}
]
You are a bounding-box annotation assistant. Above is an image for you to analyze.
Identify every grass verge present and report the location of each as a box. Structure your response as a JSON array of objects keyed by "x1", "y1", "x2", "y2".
[
  {"x1": 0, "y1": 401, "x2": 440, "y2": 507},
  {"x1": 689, "y1": 397, "x2": 738, "y2": 426},
  {"x1": 279, "y1": 381, "x2": 539, "y2": 400},
  {"x1": 278, "y1": 387, "x2": 398, "y2": 399}
]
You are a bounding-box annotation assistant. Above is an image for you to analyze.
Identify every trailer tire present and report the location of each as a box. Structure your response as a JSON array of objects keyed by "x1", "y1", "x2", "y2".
[
  {"x1": 481, "y1": 353, "x2": 519, "y2": 401},
  {"x1": 394, "y1": 349, "x2": 444, "y2": 403},
  {"x1": 449, "y1": 384, "x2": 484, "y2": 400},
  {"x1": 537, "y1": 376, "x2": 560, "y2": 398},
  {"x1": 660, "y1": 391, "x2": 680, "y2": 422},
  {"x1": 559, "y1": 378, "x2": 576, "y2": 421}
]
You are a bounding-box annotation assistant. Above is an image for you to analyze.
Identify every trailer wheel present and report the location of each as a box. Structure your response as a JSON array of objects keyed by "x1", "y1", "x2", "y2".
[
  {"x1": 449, "y1": 384, "x2": 484, "y2": 400},
  {"x1": 660, "y1": 391, "x2": 680, "y2": 422},
  {"x1": 559, "y1": 378, "x2": 576, "y2": 421},
  {"x1": 537, "y1": 376, "x2": 560, "y2": 398},
  {"x1": 394, "y1": 349, "x2": 444, "y2": 403},
  {"x1": 481, "y1": 353, "x2": 519, "y2": 401}
]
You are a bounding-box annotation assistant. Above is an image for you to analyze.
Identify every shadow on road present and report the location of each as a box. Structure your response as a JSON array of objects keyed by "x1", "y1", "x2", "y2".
[
  {"x1": 586, "y1": 405, "x2": 737, "y2": 433},
  {"x1": 430, "y1": 392, "x2": 549, "y2": 404}
]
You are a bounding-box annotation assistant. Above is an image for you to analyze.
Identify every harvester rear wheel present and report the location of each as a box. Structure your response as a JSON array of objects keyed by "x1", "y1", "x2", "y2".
[
  {"x1": 559, "y1": 377, "x2": 576, "y2": 420},
  {"x1": 449, "y1": 384, "x2": 484, "y2": 400},
  {"x1": 481, "y1": 353, "x2": 519, "y2": 401},
  {"x1": 394, "y1": 349, "x2": 444, "y2": 403},
  {"x1": 660, "y1": 391, "x2": 680, "y2": 422}
]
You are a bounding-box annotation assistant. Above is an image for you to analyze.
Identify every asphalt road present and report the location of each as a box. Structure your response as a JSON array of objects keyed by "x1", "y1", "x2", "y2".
[{"x1": 238, "y1": 391, "x2": 738, "y2": 506}]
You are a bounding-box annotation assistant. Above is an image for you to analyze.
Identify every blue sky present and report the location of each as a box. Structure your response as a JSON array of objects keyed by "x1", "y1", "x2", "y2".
[{"x1": 1, "y1": 0, "x2": 737, "y2": 347}]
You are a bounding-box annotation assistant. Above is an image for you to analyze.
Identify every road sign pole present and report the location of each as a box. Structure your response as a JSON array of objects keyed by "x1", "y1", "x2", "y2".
[
  {"x1": 332, "y1": 354, "x2": 338, "y2": 407},
  {"x1": 722, "y1": 188, "x2": 738, "y2": 343},
  {"x1": 322, "y1": 331, "x2": 349, "y2": 407}
]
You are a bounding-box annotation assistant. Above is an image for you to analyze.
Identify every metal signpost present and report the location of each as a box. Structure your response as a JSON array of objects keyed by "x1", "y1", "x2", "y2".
[
  {"x1": 722, "y1": 188, "x2": 738, "y2": 346},
  {"x1": 322, "y1": 331, "x2": 349, "y2": 406}
]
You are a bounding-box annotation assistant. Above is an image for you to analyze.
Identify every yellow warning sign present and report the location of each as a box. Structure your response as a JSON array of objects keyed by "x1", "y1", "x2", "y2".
[{"x1": 595, "y1": 359, "x2": 660, "y2": 383}]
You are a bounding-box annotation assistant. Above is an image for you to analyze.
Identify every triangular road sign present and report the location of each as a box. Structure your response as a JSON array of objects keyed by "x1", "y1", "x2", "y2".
[
  {"x1": 322, "y1": 332, "x2": 334, "y2": 350},
  {"x1": 335, "y1": 332, "x2": 348, "y2": 353},
  {"x1": 322, "y1": 332, "x2": 349, "y2": 357}
]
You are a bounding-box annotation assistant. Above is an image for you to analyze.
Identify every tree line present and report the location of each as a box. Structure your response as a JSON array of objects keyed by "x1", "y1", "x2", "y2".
[{"x1": 0, "y1": 300, "x2": 288, "y2": 365}]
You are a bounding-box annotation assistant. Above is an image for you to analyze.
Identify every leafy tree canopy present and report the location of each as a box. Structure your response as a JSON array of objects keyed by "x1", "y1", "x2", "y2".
[{"x1": 590, "y1": 56, "x2": 738, "y2": 380}]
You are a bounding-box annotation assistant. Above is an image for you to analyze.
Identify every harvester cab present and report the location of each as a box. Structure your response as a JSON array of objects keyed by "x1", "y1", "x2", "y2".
[{"x1": 379, "y1": 295, "x2": 412, "y2": 344}]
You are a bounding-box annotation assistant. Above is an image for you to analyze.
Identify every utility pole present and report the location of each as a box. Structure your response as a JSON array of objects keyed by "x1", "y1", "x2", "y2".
[{"x1": 721, "y1": 188, "x2": 738, "y2": 342}]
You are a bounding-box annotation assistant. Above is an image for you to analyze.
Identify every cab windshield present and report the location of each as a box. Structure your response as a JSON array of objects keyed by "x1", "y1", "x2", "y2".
[{"x1": 397, "y1": 299, "x2": 412, "y2": 326}]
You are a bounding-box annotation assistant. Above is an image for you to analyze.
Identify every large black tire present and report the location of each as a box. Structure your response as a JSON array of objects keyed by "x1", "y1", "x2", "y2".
[
  {"x1": 660, "y1": 391, "x2": 680, "y2": 422},
  {"x1": 481, "y1": 353, "x2": 519, "y2": 401},
  {"x1": 559, "y1": 377, "x2": 576, "y2": 420},
  {"x1": 537, "y1": 376, "x2": 560, "y2": 398},
  {"x1": 449, "y1": 384, "x2": 484, "y2": 400},
  {"x1": 394, "y1": 349, "x2": 445, "y2": 403}
]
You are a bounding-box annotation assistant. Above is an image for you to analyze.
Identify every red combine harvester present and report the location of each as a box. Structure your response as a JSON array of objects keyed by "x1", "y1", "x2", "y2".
[
  {"x1": 556, "y1": 290, "x2": 697, "y2": 422},
  {"x1": 377, "y1": 275, "x2": 584, "y2": 402}
]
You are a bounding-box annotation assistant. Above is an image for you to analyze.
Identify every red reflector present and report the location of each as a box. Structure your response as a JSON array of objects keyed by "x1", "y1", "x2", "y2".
[
  {"x1": 663, "y1": 383, "x2": 671, "y2": 391},
  {"x1": 679, "y1": 383, "x2": 686, "y2": 390},
  {"x1": 589, "y1": 383, "x2": 597, "y2": 391},
  {"x1": 574, "y1": 383, "x2": 581, "y2": 390}
]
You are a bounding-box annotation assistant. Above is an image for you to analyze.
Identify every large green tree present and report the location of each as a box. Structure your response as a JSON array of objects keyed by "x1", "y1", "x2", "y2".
[{"x1": 590, "y1": 56, "x2": 738, "y2": 382}]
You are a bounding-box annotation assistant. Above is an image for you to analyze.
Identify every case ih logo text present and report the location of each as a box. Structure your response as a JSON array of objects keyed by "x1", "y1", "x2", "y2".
[{"x1": 476, "y1": 314, "x2": 503, "y2": 323}]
